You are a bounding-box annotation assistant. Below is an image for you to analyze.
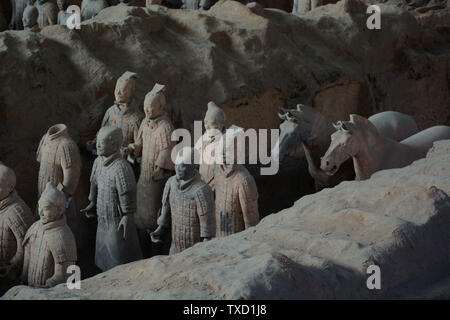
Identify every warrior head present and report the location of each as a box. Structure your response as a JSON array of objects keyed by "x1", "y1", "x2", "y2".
[
  {"x1": 22, "y1": 3, "x2": 39, "y2": 29},
  {"x1": 204, "y1": 101, "x2": 226, "y2": 136},
  {"x1": 144, "y1": 83, "x2": 166, "y2": 119},
  {"x1": 38, "y1": 182, "x2": 66, "y2": 224},
  {"x1": 0, "y1": 164, "x2": 17, "y2": 200},
  {"x1": 114, "y1": 71, "x2": 138, "y2": 105},
  {"x1": 57, "y1": 0, "x2": 67, "y2": 11},
  {"x1": 218, "y1": 126, "x2": 244, "y2": 169},
  {"x1": 174, "y1": 147, "x2": 199, "y2": 181},
  {"x1": 96, "y1": 126, "x2": 123, "y2": 157}
]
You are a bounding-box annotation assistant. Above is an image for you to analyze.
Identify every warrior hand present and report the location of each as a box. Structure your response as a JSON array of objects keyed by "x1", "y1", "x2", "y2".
[
  {"x1": 123, "y1": 144, "x2": 134, "y2": 157},
  {"x1": 80, "y1": 202, "x2": 96, "y2": 219},
  {"x1": 149, "y1": 226, "x2": 164, "y2": 243},
  {"x1": 152, "y1": 168, "x2": 165, "y2": 181},
  {"x1": 117, "y1": 215, "x2": 129, "y2": 240}
]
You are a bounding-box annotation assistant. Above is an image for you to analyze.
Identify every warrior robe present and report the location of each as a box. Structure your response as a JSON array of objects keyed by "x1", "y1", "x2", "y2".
[
  {"x1": 214, "y1": 164, "x2": 259, "y2": 237},
  {"x1": 36, "y1": 1, "x2": 57, "y2": 28},
  {"x1": 89, "y1": 152, "x2": 142, "y2": 271},
  {"x1": 194, "y1": 132, "x2": 223, "y2": 190},
  {"x1": 0, "y1": 190, "x2": 34, "y2": 268},
  {"x1": 36, "y1": 124, "x2": 82, "y2": 247},
  {"x1": 133, "y1": 115, "x2": 174, "y2": 232},
  {"x1": 22, "y1": 215, "x2": 76, "y2": 287},
  {"x1": 100, "y1": 102, "x2": 143, "y2": 149},
  {"x1": 158, "y1": 172, "x2": 215, "y2": 254}
]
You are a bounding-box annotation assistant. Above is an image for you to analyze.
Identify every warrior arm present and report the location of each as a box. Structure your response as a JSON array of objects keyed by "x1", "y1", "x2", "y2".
[
  {"x1": 196, "y1": 186, "x2": 216, "y2": 239},
  {"x1": 45, "y1": 261, "x2": 75, "y2": 288},
  {"x1": 9, "y1": 226, "x2": 25, "y2": 268},
  {"x1": 155, "y1": 123, "x2": 175, "y2": 171},
  {"x1": 88, "y1": 158, "x2": 100, "y2": 203},
  {"x1": 60, "y1": 141, "x2": 82, "y2": 196},
  {"x1": 20, "y1": 239, "x2": 31, "y2": 284},
  {"x1": 36, "y1": 135, "x2": 46, "y2": 162},
  {"x1": 61, "y1": 166, "x2": 81, "y2": 196},
  {"x1": 131, "y1": 121, "x2": 145, "y2": 157},
  {"x1": 101, "y1": 107, "x2": 112, "y2": 128},
  {"x1": 156, "y1": 180, "x2": 172, "y2": 229},
  {"x1": 238, "y1": 176, "x2": 260, "y2": 229},
  {"x1": 115, "y1": 162, "x2": 137, "y2": 215}
]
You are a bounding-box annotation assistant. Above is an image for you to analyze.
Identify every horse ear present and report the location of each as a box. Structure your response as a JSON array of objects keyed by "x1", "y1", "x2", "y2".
[
  {"x1": 340, "y1": 121, "x2": 352, "y2": 133},
  {"x1": 349, "y1": 114, "x2": 378, "y2": 134},
  {"x1": 349, "y1": 114, "x2": 366, "y2": 123}
]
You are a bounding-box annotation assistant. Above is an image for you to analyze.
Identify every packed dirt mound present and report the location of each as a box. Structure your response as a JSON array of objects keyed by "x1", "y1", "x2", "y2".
[{"x1": 3, "y1": 139, "x2": 449, "y2": 300}]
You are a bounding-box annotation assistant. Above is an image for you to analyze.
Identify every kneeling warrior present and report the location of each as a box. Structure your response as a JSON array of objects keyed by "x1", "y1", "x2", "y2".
[
  {"x1": 0, "y1": 164, "x2": 34, "y2": 281},
  {"x1": 215, "y1": 129, "x2": 259, "y2": 237},
  {"x1": 151, "y1": 147, "x2": 215, "y2": 254},
  {"x1": 81, "y1": 126, "x2": 142, "y2": 271},
  {"x1": 21, "y1": 182, "x2": 77, "y2": 288}
]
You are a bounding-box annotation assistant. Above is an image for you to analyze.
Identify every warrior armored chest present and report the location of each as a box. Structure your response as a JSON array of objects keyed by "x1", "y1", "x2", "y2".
[
  {"x1": 140, "y1": 119, "x2": 173, "y2": 180},
  {"x1": 108, "y1": 107, "x2": 140, "y2": 147},
  {"x1": 215, "y1": 170, "x2": 244, "y2": 237},
  {"x1": 169, "y1": 183, "x2": 202, "y2": 253},
  {"x1": 95, "y1": 160, "x2": 122, "y2": 225},
  {"x1": 37, "y1": 137, "x2": 65, "y2": 197},
  {"x1": 26, "y1": 224, "x2": 54, "y2": 287}
]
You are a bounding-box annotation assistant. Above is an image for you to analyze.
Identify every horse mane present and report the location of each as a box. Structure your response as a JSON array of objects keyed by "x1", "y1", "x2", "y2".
[
  {"x1": 348, "y1": 114, "x2": 379, "y2": 146},
  {"x1": 349, "y1": 114, "x2": 379, "y2": 135}
]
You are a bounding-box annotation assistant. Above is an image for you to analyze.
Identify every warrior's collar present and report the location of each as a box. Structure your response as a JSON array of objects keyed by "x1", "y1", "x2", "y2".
[
  {"x1": 177, "y1": 171, "x2": 199, "y2": 191},
  {"x1": 102, "y1": 152, "x2": 121, "y2": 167},
  {"x1": 41, "y1": 214, "x2": 67, "y2": 231},
  {"x1": 220, "y1": 164, "x2": 238, "y2": 178},
  {"x1": 0, "y1": 190, "x2": 18, "y2": 211},
  {"x1": 146, "y1": 113, "x2": 165, "y2": 127},
  {"x1": 47, "y1": 124, "x2": 68, "y2": 141},
  {"x1": 114, "y1": 100, "x2": 133, "y2": 115}
]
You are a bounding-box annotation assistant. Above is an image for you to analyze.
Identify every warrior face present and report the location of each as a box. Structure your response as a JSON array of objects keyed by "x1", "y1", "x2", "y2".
[
  {"x1": 57, "y1": 0, "x2": 67, "y2": 11},
  {"x1": 144, "y1": 93, "x2": 164, "y2": 119},
  {"x1": 114, "y1": 77, "x2": 135, "y2": 104},
  {"x1": 96, "y1": 126, "x2": 123, "y2": 157},
  {"x1": 38, "y1": 183, "x2": 65, "y2": 224},
  {"x1": 0, "y1": 165, "x2": 16, "y2": 200},
  {"x1": 175, "y1": 147, "x2": 196, "y2": 181},
  {"x1": 38, "y1": 198, "x2": 60, "y2": 224},
  {"x1": 204, "y1": 101, "x2": 225, "y2": 135}
]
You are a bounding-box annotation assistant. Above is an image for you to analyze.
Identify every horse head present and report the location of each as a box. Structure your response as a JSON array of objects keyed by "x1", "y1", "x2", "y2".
[{"x1": 273, "y1": 104, "x2": 321, "y2": 162}]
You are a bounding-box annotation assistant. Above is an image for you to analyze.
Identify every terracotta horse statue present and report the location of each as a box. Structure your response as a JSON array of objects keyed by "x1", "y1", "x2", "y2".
[
  {"x1": 320, "y1": 114, "x2": 450, "y2": 180},
  {"x1": 274, "y1": 105, "x2": 419, "y2": 190}
]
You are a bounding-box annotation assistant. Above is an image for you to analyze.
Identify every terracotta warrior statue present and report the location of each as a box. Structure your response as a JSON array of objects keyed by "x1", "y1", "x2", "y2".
[
  {"x1": 21, "y1": 182, "x2": 77, "y2": 288},
  {"x1": 36, "y1": 124, "x2": 81, "y2": 242},
  {"x1": 81, "y1": 126, "x2": 142, "y2": 271},
  {"x1": 10, "y1": 0, "x2": 27, "y2": 29},
  {"x1": 0, "y1": 164, "x2": 34, "y2": 282},
  {"x1": 194, "y1": 101, "x2": 226, "y2": 190},
  {"x1": 124, "y1": 84, "x2": 174, "y2": 257},
  {"x1": 57, "y1": 0, "x2": 71, "y2": 25},
  {"x1": 214, "y1": 128, "x2": 259, "y2": 237},
  {"x1": 181, "y1": 0, "x2": 199, "y2": 9},
  {"x1": 86, "y1": 71, "x2": 142, "y2": 157},
  {"x1": 80, "y1": 0, "x2": 108, "y2": 21},
  {"x1": 22, "y1": 0, "x2": 39, "y2": 31},
  {"x1": 151, "y1": 147, "x2": 215, "y2": 254},
  {"x1": 36, "y1": 0, "x2": 57, "y2": 28}
]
